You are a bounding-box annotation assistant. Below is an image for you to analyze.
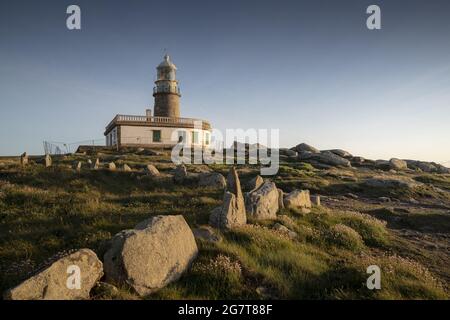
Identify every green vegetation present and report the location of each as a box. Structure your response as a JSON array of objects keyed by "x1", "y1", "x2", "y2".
[{"x1": 0, "y1": 153, "x2": 449, "y2": 300}]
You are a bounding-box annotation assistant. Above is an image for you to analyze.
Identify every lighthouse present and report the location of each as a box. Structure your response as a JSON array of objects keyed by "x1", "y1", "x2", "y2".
[{"x1": 153, "y1": 54, "x2": 181, "y2": 118}]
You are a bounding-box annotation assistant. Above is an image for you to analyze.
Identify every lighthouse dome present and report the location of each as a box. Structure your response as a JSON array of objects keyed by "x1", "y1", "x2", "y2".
[{"x1": 157, "y1": 54, "x2": 177, "y2": 70}]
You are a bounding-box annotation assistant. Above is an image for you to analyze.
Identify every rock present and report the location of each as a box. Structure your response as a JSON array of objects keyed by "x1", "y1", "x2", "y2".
[
  {"x1": 351, "y1": 156, "x2": 365, "y2": 164},
  {"x1": 108, "y1": 162, "x2": 116, "y2": 171},
  {"x1": 173, "y1": 165, "x2": 187, "y2": 183},
  {"x1": 193, "y1": 226, "x2": 222, "y2": 242},
  {"x1": 345, "y1": 193, "x2": 359, "y2": 200},
  {"x1": 87, "y1": 159, "x2": 93, "y2": 166},
  {"x1": 298, "y1": 151, "x2": 351, "y2": 167},
  {"x1": 293, "y1": 143, "x2": 320, "y2": 153},
  {"x1": 93, "y1": 159, "x2": 100, "y2": 170},
  {"x1": 198, "y1": 172, "x2": 226, "y2": 188},
  {"x1": 364, "y1": 176, "x2": 420, "y2": 189},
  {"x1": 405, "y1": 160, "x2": 437, "y2": 173},
  {"x1": 389, "y1": 158, "x2": 407, "y2": 170},
  {"x1": 209, "y1": 167, "x2": 246, "y2": 229},
  {"x1": 378, "y1": 197, "x2": 391, "y2": 203},
  {"x1": 146, "y1": 164, "x2": 160, "y2": 176},
  {"x1": 91, "y1": 282, "x2": 120, "y2": 298},
  {"x1": 311, "y1": 195, "x2": 321, "y2": 206},
  {"x1": 104, "y1": 215, "x2": 198, "y2": 297},
  {"x1": 20, "y1": 152, "x2": 28, "y2": 166},
  {"x1": 273, "y1": 223, "x2": 297, "y2": 239},
  {"x1": 325, "y1": 149, "x2": 352, "y2": 158},
  {"x1": 283, "y1": 189, "x2": 311, "y2": 210},
  {"x1": 123, "y1": 164, "x2": 132, "y2": 172},
  {"x1": 74, "y1": 161, "x2": 82, "y2": 172},
  {"x1": 279, "y1": 148, "x2": 297, "y2": 157},
  {"x1": 45, "y1": 154, "x2": 52, "y2": 167},
  {"x1": 4, "y1": 249, "x2": 103, "y2": 300},
  {"x1": 277, "y1": 188, "x2": 285, "y2": 209},
  {"x1": 246, "y1": 175, "x2": 264, "y2": 191},
  {"x1": 245, "y1": 181, "x2": 279, "y2": 220}
]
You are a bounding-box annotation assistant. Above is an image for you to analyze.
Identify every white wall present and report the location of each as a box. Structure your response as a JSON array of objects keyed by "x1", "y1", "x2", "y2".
[{"x1": 119, "y1": 125, "x2": 210, "y2": 147}]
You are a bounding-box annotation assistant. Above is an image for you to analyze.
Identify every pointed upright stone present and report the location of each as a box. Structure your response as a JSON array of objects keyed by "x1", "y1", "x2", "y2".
[
  {"x1": 108, "y1": 162, "x2": 116, "y2": 171},
  {"x1": 209, "y1": 166, "x2": 246, "y2": 229},
  {"x1": 74, "y1": 161, "x2": 82, "y2": 172},
  {"x1": 20, "y1": 152, "x2": 28, "y2": 166},
  {"x1": 45, "y1": 154, "x2": 52, "y2": 168},
  {"x1": 93, "y1": 158, "x2": 100, "y2": 170},
  {"x1": 123, "y1": 164, "x2": 131, "y2": 172}
]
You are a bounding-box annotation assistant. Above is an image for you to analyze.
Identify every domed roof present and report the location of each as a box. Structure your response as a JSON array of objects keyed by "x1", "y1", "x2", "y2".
[{"x1": 157, "y1": 54, "x2": 177, "y2": 70}]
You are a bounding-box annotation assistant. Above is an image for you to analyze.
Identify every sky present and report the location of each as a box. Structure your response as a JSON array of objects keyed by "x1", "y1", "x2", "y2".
[{"x1": 0, "y1": 0, "x2": 449, "y2": 165}]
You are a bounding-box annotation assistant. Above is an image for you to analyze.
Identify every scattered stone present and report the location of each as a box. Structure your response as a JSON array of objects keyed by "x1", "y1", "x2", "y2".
[
  {"x1": 311, "y1": 194, "x2": 321, "y2": 206},
  {"x1": 378, "y1": 197, "x2": 391, "y2": 203},
  {"x1": 209, "y1": 167, "x2": 247, "y2": 229},
  {"x1": 346, "y1": 193, "x2": 359, "y2": 200},
  {"x1": 123, "y1": 164, "x2": 132, "y2": 172},
  {"x1": 389, "y1": 158, "x2": 408, "y2": 170},
  {"x1": 108, "y1": 162, "x2": 116, "y2": 171},
  {"x1": 87, "y1": 159, "x2": 93, "y2": 166},
  {"x1": 93, "y1": 159, "x2": 100, "y2": 170},
  {"x1": 173, "y1": 165, "x2": 187, "y2": 183},
  {"x1": 283, "y1": 189, "x2": 311, "y2": 210},
  {"x1": 45, "y1": 154, "x2": 52, "y2": 167},
  {"x1": 245, "y1": 181, "x2": 280, "y2": 220},
  {"x1": 91, "y1": 282, "x2": 120, "y2": 298},
  {"x1": 146, "y1": 164, "x2": 160, "y2": 176},
  {"x1": 246, "y1": 175, "x2": 264, "y2": 191},
  {"x1": 273, "y1": 223, "x2": 297, "y2": 239},
  {"x1": 74, "y1": 161, "x2": 82, "y2": 172},
  {"x1": 198, "y1": 172, "x2": 226, "y2": 189},
  {"x1": 193, "y1": 226, "x2": 222, "y2": 243},
  {"x1": 4, "y1": 249, "x2": 103, "y2": 300},
  {"x1": 104, "y1": 215, "x2": 198, "y2": 297},
  {"x1": 20, "y1": 152, "x2": 28, "y2": 166}
]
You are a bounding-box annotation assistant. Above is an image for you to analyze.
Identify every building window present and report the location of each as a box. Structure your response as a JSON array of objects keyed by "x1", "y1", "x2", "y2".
[
  {"x1": 153, "y1": 130, "x2": 161, "y2": 142},
  {"x1": 192, "y1": 131, "x2": 199, "y2": 144},
  {"x1": 205, "y1": 132, "x2": 210, "y2": 145}
]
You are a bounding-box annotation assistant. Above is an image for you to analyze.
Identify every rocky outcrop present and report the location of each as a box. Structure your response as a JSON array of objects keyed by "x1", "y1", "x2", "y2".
[
  {"x1": 405, "y1": 160, "x2": 449, "y2": 174},
  {"x1": 364, "y1": 176, "x2": 420, "y2": 189},
  {"x1": 293, "y1": 143, "x2": 320, "y2": 154},
  {"x1": 4, "y1": 249, "x2": 103, "y2": 300},
  {"x1": 245, "y1": 181, "x2": 279, "y2": 220},
  {"x1": 198, "y1": 172, "x2": 226, "y2": 189},
  {"x1": 104, "y1": 215, "x2": 198, "y2": 297},
  {"x1": 209, "y1": 167, "x2": 247, "y2": 229},
  {"x1": 325, "y1": 149, "x2": 352, "y2": 158},
  {"x1": 298, "y1": 151, "x2": 351, "y2": 167},
  {"x1": 279, "y1": 148, "x2": 298, "y2": 157},
  {"x1": 283, "y1": 190, "x2": 312, "y2": 210}
]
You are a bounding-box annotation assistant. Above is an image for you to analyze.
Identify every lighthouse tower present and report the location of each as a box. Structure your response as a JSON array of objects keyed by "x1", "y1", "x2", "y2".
[{"x1": 153, "y1": 55, "x2": 181, "y2": 118}]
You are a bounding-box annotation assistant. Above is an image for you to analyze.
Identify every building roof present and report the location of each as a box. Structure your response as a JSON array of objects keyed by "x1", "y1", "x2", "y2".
[{"x1": 157, "y1": 54, "x2": 177, "y2": 70}]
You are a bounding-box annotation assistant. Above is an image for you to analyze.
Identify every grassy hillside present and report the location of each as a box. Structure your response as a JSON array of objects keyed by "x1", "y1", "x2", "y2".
[{"x1": 0, "y1": 152, "x2": 449, "y2": 299}]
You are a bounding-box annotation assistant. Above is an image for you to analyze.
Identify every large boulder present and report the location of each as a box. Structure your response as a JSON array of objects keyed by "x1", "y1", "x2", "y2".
[
  {"x1": 104, "y1": 215, "x2": 198, "y2": 297},
  {"x1": 198, "y1": 172, "x2": 226, "y2": 189},
  {"x1": 298, "y1": 151, "x2": 351, "y2": 167},
  {"x1": 4, "y1": 249, "x2": 103, "y2": 300},
  {"x1": 245, "y1": 181, "x2": 279, "y2": 220},
  {"x1": 209, "y1": 167, "x2": 246, "y2": 229},
  {"x1": 293, "y1": 143, "x2": 320, "y2": 154},
  {"x1": 389, "y1": 158, "x2": 407, "y2": 170},
  {"x1": 283, "y1": 190, "x2": 312, "y2": 210}
]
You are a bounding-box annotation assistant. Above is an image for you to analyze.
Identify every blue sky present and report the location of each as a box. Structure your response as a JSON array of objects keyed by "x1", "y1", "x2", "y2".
[{"x1": 0, "y1": 0, "x2": 449, "y2": 165}]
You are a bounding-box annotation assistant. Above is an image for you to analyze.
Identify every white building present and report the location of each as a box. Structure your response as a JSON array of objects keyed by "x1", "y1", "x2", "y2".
[{"x1": 104, "y1": 55, "x2": 211, "y2": 149}]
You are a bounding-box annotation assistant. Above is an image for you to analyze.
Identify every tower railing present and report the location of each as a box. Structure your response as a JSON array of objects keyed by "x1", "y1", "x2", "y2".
[{"x1": 153, "y1": 85, "x2": 180, "y2": 95}]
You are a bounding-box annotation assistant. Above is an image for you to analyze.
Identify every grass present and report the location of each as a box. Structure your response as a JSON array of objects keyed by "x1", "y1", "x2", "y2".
[{"x1": 0, "y1": 154, "x2": 449, "y2": 300}]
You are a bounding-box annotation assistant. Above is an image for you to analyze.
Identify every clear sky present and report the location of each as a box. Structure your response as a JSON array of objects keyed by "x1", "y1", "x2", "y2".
[{"x1": 0, "y1": 0, "x2": 449, "y2": 165}]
